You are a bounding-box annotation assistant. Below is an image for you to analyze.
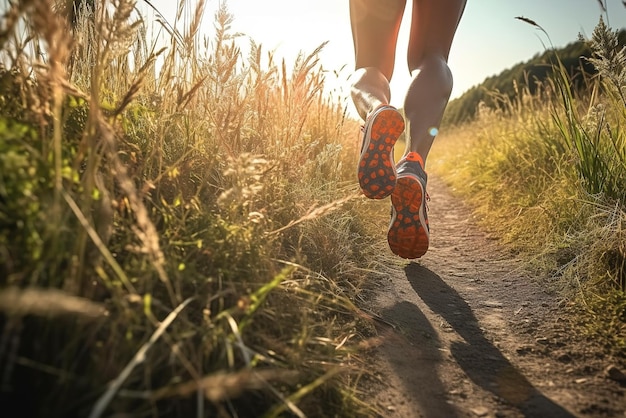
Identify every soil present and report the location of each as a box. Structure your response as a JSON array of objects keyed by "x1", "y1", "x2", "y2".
[{"x1": 361, "y1": 174, "x2": 626, "y2": 418}]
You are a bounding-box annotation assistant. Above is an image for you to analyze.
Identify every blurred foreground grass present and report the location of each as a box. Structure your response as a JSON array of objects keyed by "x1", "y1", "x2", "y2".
[{"x1": 0, "y1": 1, "x2": 387, "y2": 416}]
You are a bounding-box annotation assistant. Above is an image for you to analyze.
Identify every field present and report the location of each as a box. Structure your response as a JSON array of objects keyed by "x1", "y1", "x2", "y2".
[{"x1": 0, "y1": 1, "x2": 624, "y2": 417}]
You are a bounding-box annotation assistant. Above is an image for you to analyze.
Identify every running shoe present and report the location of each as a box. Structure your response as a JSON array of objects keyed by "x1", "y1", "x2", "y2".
[
  {"x1": 357, "y1": 105, "x2": 405, "y2": 199},
  {"x1": 388, "y1": 152, "x2": 430, "y2": 259}
]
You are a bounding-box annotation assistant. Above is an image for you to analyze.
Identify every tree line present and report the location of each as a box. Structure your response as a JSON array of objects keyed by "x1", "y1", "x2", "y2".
[{"x1": 442, "y1": 29, "x2": 626, "y2": 127}]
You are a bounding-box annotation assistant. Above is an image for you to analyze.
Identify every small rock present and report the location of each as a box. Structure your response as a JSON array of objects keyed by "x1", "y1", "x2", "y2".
[
  {"x1": 386, "y1": 405, "x2": 397, "y2": 412},
  {"x1": 605, "y1": 365, "x2": 626, "y2": 382},
  {"x1": 516, "y1": 345, "x2": 533, "y2": 355},
  {"x1": 470, "y1": 406, "x2": 490, "y2": 417},
  {"x1": 535, "y1": 337, "x2": 549, "y2": 345},
  {"x1": 556, "y1": 352, "x2": 572, "y2": 363},
  {"x1": 483, "y1": 300, "x2": 503, "y2": 308},
  {"x1": 575, "y1": 378, "x2": 588, "y2": 384}
]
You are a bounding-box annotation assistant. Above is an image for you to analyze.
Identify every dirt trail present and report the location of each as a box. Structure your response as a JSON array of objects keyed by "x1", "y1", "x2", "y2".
[{"x1": 363, "y1": 174, "x2": 626, "y2": 418}]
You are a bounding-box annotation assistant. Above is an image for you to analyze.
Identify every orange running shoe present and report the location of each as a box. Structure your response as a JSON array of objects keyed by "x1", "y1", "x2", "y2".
[
  {"x1": 357, "y1": 105, "x2": 405, "y2": 199},
  {"x1": 387, "y1": 152, "x2": 430, "y2": 259}
]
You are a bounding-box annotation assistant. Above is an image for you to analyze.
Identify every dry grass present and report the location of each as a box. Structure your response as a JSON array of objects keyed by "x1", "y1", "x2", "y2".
[
  {"x1": 430, "y1": 13, "x2": 626, "y2": 354},
  {"x1": 0, "y1": 1, "x2": 382, "y2": 416}
]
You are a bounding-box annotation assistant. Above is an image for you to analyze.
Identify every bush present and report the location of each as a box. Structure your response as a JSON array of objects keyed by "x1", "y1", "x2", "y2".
[{"x1": 0, "y1": 1, "x2": 375, "y2": 416}]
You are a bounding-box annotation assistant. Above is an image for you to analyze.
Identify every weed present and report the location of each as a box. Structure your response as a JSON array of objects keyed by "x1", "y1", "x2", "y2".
[
  {"x1": 0, "y1": 1, "x2": 374, "y2": 416},
  {"x1": 431, "y1": 9, "x2": 626, "y2": 354}
]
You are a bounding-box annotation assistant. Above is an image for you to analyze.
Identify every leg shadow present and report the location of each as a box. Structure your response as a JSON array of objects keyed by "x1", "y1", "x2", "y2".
[
  {"x1": 379, "y1": 300, "x2": 460, "y2": 417},
  {"x1": 405, "y1": 262, "x2": 575, "y2": 417}
]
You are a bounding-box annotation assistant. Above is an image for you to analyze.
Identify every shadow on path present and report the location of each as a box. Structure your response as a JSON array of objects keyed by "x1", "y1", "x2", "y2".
[
  {"x1": 405, "y1": 262, "x2": 575, "y2": 417},
  {"x1": 378, "y1": 300, "x2": 460, "y2": 417}
]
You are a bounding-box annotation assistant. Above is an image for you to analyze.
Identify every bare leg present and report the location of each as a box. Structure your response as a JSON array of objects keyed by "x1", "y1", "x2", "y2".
[
  {"x1": 403, "y1": 0, "x2": 466, "y2": 165},
  {"x1": 350, "y1": 67, "x2": 391, "y2": 121},
  {"x1": 349, "y1": 0, "x2": 406, "y2": 120},
  {"x1": 403, "y1": 56, "x2": 453, "y2": 162}
]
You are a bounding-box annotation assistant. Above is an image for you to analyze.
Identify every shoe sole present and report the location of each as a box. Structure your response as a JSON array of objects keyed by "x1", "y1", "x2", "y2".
[
  {"x1": 388, "y1": 174, "x2": 429, "y2": 259},
  {"x1": 358, "y1": 108, "x2": 404, "y2": 199}
]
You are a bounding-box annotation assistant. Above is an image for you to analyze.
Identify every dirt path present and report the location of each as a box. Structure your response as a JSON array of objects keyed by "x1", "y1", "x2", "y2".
[{"x1": 362, "y1": 174, "x2": 626, "y2": 417}]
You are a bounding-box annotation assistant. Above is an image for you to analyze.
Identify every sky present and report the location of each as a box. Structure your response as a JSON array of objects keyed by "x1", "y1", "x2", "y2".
[{"x1": 145, "y1": 0, "x2": 626, "y2": 110}]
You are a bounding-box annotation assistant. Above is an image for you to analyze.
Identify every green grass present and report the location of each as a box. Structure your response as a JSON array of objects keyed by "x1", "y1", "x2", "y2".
[
  {"x1": 4, "y1": 2, "x2": 625, "y2": 416},
  {"x1": 430, "y1": 15, "x2": 626, "y2": 354},
  {"x1": 0, "y1": 1, "x2": 382, "y2": 416}
]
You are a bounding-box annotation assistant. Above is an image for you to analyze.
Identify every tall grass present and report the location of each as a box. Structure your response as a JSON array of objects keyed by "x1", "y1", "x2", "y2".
[
  {"x1": 552, "y1": 17, "x2": 626, "y2": 203},
  {"x1": 430, "y1": 13, "x2": 626, "y2": 352},
  {"x1": 0, "y1": 1, "x2": 379, "y2": 416}
]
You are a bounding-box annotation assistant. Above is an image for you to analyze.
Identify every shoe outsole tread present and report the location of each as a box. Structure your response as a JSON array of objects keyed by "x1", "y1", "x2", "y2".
[
  {"x1": 388, "y1": 172, "x2": 429, "y2": 259},
  {"x1": 358, "y1": 107, "x2": 404, "y2": 199}
]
